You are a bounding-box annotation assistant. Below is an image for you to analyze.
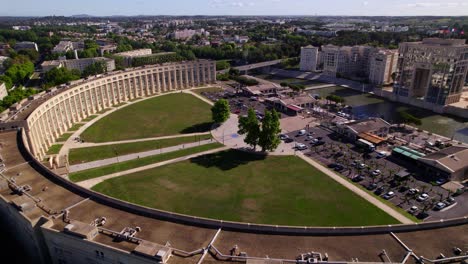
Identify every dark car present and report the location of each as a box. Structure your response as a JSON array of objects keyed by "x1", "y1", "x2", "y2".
[
  {"x1": 366, "y1": 183, "x2": 378, "y2": 190},
  {"x1": 352, "y1": 175, "x2": 365, "y2": 182},
  {"x1": 284, "y1": 138, "x2": 294, "y2": 143},
  {"x1": 374, "y1": 186, "x2": 385, "y2": 195},
  {"x1": 328, "y1": 163, "x2": 338, "y2": 168},
  {"x1": 312, "y1": 141, "x2": 325, "y2": 146},
  {"x1": 334, "y1": 164, "x2": 345, "y2": 172}
]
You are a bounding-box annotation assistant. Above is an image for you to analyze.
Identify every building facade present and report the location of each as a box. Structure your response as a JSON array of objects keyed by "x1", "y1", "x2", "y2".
[
  {"x1": 368, "y1": 49, "x2": 398, "y2": 86},
  {"x1": 393, "y1": 38, "x2": 468, "y2": 106},
  {"x1": 0, "y1": 82, "x2": 8, "y2": 100},
  {"x1": 41, "y1": 57, "x2": 116, "y2": 73},
  {"x1": 300, "y1": 45, "x2": 319, "y2": 72},
  {"x1": 321, "y1": 45, "x2": 376, "y2": 79},
  {"x1": 26, "y1": 60, "x2": 216, "y2": 160},
  {"x1": 14, "y1": 41, "x2": 39, "y2": 52}
]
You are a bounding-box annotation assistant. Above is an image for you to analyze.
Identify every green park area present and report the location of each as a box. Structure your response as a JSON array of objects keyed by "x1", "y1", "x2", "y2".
[
  {"x1": 69, "y1": 134, "x2": 213, "y2": 164},
  {"x1": 69, "y1": 143, "x2": 223, "y2": 182},
  {"x1": 93, "y1": 150, "x2": 398, "y2": 226},
  {"x1": 80, "y1": 93, "x2": 213, "y2": 142}
]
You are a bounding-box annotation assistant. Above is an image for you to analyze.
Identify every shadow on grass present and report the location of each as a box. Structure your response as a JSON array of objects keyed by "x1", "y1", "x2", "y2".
[
  {"x1": 180, "y1": 122, "x2": 214, "y2": 134},
  {"x1": 189, "y1": 149, "x2": 267, "y2": 171}
]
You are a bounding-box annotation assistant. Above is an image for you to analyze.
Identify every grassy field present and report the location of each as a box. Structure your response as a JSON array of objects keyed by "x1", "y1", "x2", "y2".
[
  {"x1": 68, "y1": 123, "x2": 84, "y2": 131},
  {"x1": 69, "y1": 134, "x2": 213, "y2": 164},
  {"x1": 56, "y1": 133, "x2": 73, "y2": 142},
  {"x1": 70, "y1": 143, "x2": 223, "y2": 182},
  {"x1": 193, "y1": 87, "x2": 223, "y2": 97},
  {"x1": 80, "y1": 93, "x2": 213, "y2": 142},
  {"x1": 46, "y1": 144, "x2": 63, "y2": 155},
  {"x1": 93, "y1": 150, "x2": 398, "y2": 226}
]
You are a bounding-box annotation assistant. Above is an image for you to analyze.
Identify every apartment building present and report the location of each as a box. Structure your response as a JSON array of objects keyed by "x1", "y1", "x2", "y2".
[
  {"x1": 300, "y1": 45, "x2": 319, "y2": 72},
  {"x1": 41, "y1": 57, "x2": 116, "y2": 73},
  {"x1": 368, "y1": 49, "x2": 398, "y2": 86},
  {"x1": 14, "y1": 41, "x2": 38, "y2": 52},
  {"x1": 321, "y1": 45, "x2": 376, "y2": 79},
  {"x1": 393, "y1": 38, "x2": 468, "y2": 105},
  {"x1": 0, "y1": 82, "x2": 8, "y2": 100}
]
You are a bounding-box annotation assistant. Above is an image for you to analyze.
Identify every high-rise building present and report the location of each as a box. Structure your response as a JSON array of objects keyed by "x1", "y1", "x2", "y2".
[
  {"x1": 368, "y1": 49, "x2": 398, "y2": 86},
  {"x1": 299, "y1": 45, "x2": 319, "y2": 72},
  {"x1": 393, "y1": 38, "x2": 468, "y2": 105},
  {"x1": 321, "y1": 45, "x2": 376, "y2": 79}
]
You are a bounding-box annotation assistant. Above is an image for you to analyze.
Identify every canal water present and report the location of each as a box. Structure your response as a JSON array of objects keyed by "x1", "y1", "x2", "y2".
[{"x1": 311, "y1": 86, "x2": 468, "y2": 143}]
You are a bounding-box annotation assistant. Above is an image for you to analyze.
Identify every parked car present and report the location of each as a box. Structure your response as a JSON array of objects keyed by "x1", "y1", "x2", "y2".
[
  {"x1": 408, "y1": 188, "x2": 420, "y2": 195},
  {"x1": 366, "y1": 183, "x2": 378, "y2": 190},
  {"x1": 446, "y1": 197, "x2": 456, "y2": 204},
  {"x1": 351, "y1": 160, "x2": 361, "y2": 167},
  {"x1": 305, "y1": 135, "x2": 314, "y2": 141},
  {"x1": 376, "y1": 151, "x2": 388, "y2": 158},
  {"x1": 295, "y1": 143, "x2": 307, "y2": 150},
  {"x1": 279, "y1": 134, "x2": 289, "y2": 140},
  {"x1": 328, "y1": 163, "x2": 338, "y2": 168},
  {"x1": 358, "y1": 163, "x2": 367, "y2": 169},
  {"x1": 434, "y1": 202, "x2": 447, "y2": 211},
  {"x1": 435, "y1": 178, "x2": 447, "y2": 185},
  {"x1": 234, "y1": 109, "x2": 241, "y2": 114},
  {"x1": 297, "y1": 129, "x2": 306, "y2": 136},
  {"x1": 374, "y1": 186, "x2": 385, "y2": 195},
  {"x1": 284, "y1": 138, "x2": 294, "y2": 143},
  {"x1": 313, "y1": 141, "x2": 325, "y2": 146},
  {"x1": 408, "y1": 206, "x2": 419, "y2": 214},
  {"x1": 371, "y1": 169, "x2": 381, "y2": 176},
  {"x1": 417, "y1": 193, "x2": 429, "y2": 202},
  {"x1": 334, "y1": 164, "x2": 345, "y2": 172},
  {"x1": 383, "y1": 191, "x2": 396, "y2": 200},
  {"x1": 352, "y1": 175, "x2": 365, "y2": 182}
]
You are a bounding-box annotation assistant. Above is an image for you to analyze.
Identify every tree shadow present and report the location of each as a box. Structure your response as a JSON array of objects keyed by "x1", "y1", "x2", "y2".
[
  {"x1": 189, "y1": 149, "x2": 267, "y2": 171},
  {"x1": 180, "y1": 122, "x2": 214, "y2": 134}
]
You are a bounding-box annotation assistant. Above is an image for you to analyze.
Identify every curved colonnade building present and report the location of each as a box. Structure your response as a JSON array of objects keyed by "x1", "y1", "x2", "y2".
[
  {"x1": 0, "y1": 60, "x2": 466, "y2": 264},
  {"x1": 24, "y1": 59, "x2": 216, "y2": 160}
]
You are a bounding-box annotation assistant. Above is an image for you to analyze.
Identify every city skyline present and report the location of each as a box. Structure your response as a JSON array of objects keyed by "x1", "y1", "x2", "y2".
[{"x1": 2, "y1": 0, "x2": 468, "y2": 17}]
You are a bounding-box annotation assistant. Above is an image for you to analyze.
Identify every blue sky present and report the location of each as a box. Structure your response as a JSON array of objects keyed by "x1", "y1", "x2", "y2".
[{"x1": 2, "y1": 0, "x2": 468, "y2": 16}]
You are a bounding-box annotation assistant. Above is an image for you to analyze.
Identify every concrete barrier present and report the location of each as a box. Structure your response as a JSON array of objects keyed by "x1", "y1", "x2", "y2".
[{"x1": 15, "y1": 130, "x2": 468, "y2": 236}]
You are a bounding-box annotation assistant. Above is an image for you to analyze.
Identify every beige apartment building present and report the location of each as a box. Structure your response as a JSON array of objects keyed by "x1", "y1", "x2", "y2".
[
  {"x1": 321, "y1": 45, "x2": 376, "y2": 79},
  {"x1": 300, "y1": 45, "x2": 319, "y2": 72},
  {"x1": 41, "y1": 57, "x2": 116, "y2": 73},
  {"x1": 394, "y1": 38, "x2": 468, "y2": 105},
  {"x1": 26, "y1": 60, "x2": 216, "y2": 159},
  {"x1": 368, "y1": 49, "x2": 398, "y2": 86},
  {"x1": 0, "y1": 82, "x2": 8, "y2": 100}
]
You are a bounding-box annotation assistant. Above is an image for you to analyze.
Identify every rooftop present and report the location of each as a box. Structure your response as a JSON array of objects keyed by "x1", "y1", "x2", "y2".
[
  {"x1": 419, "y1": 146, "x2": 468, "y2": 173},
  {"x1": 344, "y1": 118, "x2": 391, "y2": 134}
]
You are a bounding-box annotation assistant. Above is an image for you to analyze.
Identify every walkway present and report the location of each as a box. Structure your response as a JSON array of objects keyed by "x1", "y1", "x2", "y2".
[
  {"x1": 69, "y1": 139, "x2": 215, "y2": 173},
  {"x1": 76, "y1": 146, "x2": 229, "y2": 189},
  {"x1": 68, "y1": 132, "x2": 211, "y2": 149},
  {"x1": 296, "y1": 152, "x2": 414, "y2": 224}
]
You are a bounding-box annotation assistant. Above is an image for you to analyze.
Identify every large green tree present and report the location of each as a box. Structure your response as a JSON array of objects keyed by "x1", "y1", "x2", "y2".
[
  {"x1": 238, "y1": 108, "x2": 260, "y2": 150},
  {"x1": 82, "y1": 61, "x2": 107, "y2": 78},
  {"x1": 211, "y1": 99, "x2": 230, "y2": 124},
  {"x1": 43, "y1": 67, "x2": 80, "y2": 88},
  {"x1": 258, "y1": 110, "x2": 281, "y2": 152}
]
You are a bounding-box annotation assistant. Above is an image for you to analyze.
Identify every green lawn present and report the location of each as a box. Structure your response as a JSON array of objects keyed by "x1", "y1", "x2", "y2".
[
  {"x1": 46, "y1": 144, "x2": 63, "y2": 155},
  {"x1": 70, "y1": 143, "x2": 223, "y2": 182},
  {"x1": 56, "y1": 133, "x2": 73, "y2": 142},
  {"x1": 193, "y1": 87, "x2": 223, "y2": 97},
  {"x1": 68, "y1": 123, "x2": 84, "y2": 131},
  {"x1": 69, "y1": 134, "x2": 213, "y2": 164},
  {"x1": 80, "y1": 93, "x2": 213, "y2": 142},
  {"x1": 93, "y1": 150, "x2": 398, "y2": 226},
  {"x1": 82, "y1": 115, "x2": 98, "y2": 122}
]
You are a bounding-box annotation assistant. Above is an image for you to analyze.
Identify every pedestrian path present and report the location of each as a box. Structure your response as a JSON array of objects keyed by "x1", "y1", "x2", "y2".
[
  {"x1": 76, "y1": 146, "x2": 229, "y2": 189},
  {"x1": 297, "y1": 152, "x2": 414, "y2": 224},
  {"x1": 69, "y1": 132, "x2": 211, "y2": 148},
  {"x1": 69, "y1": 139, "x2": 215, "y2": 173}
]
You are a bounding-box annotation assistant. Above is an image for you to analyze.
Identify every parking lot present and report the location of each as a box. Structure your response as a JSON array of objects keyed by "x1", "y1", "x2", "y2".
[{"x1": 283, "y1": 126, "x2": 468, "y2": 221}]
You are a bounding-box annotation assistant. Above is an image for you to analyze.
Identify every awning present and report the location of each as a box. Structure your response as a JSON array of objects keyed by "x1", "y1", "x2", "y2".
[
  {"x1": 358, "y1": 132, "x2": 386, "y2": 145},
  {"x1": 286, "y1": 104, "x2": 303, "y2": 112}
]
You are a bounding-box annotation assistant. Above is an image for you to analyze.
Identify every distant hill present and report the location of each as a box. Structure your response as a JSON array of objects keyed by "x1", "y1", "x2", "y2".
[{"x1": 71, "y1": 14, "x2": 94, "y2": 18}]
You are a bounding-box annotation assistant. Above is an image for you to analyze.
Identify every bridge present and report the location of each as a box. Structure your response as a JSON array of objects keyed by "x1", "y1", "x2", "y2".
[{"x1": 217, "y1": 59, "x2": 285, "y2": 74}]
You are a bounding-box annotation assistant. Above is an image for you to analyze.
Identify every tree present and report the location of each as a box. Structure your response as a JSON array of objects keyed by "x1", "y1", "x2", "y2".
[
  {"x1": 238, "y1": 108, "x2": 260, "y2": 150},
  {"x1": 211, "y1": 99, "x2": 230, "y2": 124},
  {"x1": 82, "y1": 61, "x2": 107, "y2": 78},
  {"x1": 216, "y1": 60, "x2": 230, "y2": 71},
  {"x1": 258, "y1": 110, "x2": 281, "y2": 152},
  {"x1": 42, "y1": 67, "x2": 80, "y2": 88}
]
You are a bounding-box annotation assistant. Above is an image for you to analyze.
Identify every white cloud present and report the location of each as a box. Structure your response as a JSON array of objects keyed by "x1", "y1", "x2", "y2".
[
  {"x1": 362, "y1": 1, "x2": 369, "y2": 6},
  {"x1": 406, "y1": 1, "x2": 468, "y2": 8}
]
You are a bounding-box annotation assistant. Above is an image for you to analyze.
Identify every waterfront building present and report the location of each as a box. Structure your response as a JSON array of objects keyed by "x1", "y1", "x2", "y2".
[
  {"x1": 321, "y1": 45, "x2": 376, "y2": 80},
  {"x1": 393, "y1": 38, "x2": 468, "y2": 105},
  {"x1": 368, "y1": 49, "x2": 398, "y2": 86},
  {"x1": 300, "y1": 45, "x2": 319, "y2": 72}
]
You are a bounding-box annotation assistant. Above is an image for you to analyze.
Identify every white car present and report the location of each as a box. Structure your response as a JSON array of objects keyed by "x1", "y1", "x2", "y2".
[
  {"x1": 295, "y1": 143, "x2": 307, "y2": 150},
  {"x1": 417, "y1": 193, "x2": 429, "y2": 202},
  {"x1": 297, "y1": 129, "x2": 306, "y2": 136},
  {"x1": 376, "y1": 151, "x2": 388, "y2": 158},
  {"x1": 383, "y1": 191, "x2": 395, "y2": 200},
  {"x1": 435, "y1": 202, "x2": 447, "y2": 210},
  {"x1": 408, "y1": 188, "x2": 420, "y2": 195},
  {"x1": 408, "y1": 206, "x2": 418, "y2": 214},
  {"x1": 371, "y1": 169, "x2": 381, "y2": 176},
  {"x1": 357, "y1": 163, "x2": 367, "y2": 169}
]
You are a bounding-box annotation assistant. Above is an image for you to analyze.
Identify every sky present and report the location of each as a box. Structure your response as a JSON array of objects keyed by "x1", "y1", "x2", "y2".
[{"x1": 2, "y1": 0, "x2": 468, "y2": 16}]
